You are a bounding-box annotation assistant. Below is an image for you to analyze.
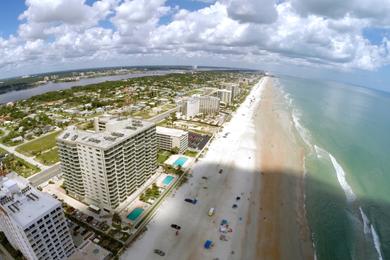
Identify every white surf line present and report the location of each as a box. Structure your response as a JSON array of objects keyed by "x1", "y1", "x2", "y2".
[
  {"x1": 328, "y1": 153, "x2": 383, "y2": 260},
  {"x1": 277, "y1": 77, "x2": 383, "y2": 260},
  {"x1": 328, "y1": 154, "x2": 357, "y2": 202}
]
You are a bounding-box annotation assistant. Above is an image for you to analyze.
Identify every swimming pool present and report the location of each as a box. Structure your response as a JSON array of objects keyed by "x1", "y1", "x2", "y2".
[
  {"x1": 127, "y1": 207, "x2": 144, "y2": 221},
  {"x1": 173, "y1": 156, "x2": 188, "y2": 167},
  {"x1": 162, "y1": 175, "x2": 174, "y2": 185}
]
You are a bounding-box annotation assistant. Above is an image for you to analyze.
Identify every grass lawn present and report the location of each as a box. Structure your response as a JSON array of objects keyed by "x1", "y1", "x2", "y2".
[
  {"x1": 132, "y1": 110, "x2": 151, "y2": 119},
  {"x1": 157, "y1": 150, "x2": 171, "y2": 164},
  {"x1": 16, "y1": 131, "x2": 61, "y2": 156},
  {"x1": 0, "y1": 148, "x2": 40, "y2": 177},
  {"x1": 184, "y1": 150, "x2": 198, "y2": 157},
  {"x1": 36, "y1": 148, "x2": 59, "y2": 165}
]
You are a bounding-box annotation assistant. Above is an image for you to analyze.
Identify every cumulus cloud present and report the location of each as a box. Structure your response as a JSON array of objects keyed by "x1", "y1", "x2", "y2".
[
  {"x1": 1, "y1": 0, "x2": 390, "y2": 77},
  {"x1": 225, "y1": 0, "x2": 278, "y2": 24},
  {"x1": 18, "y1": 0, "x2": 116, "y2": 40},
  {"x1": 291, "y1": 0, "x2": 390, "y2": 24}
]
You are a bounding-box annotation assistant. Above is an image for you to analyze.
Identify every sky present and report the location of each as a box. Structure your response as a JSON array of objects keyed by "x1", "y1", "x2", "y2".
[{"x1": 1, "y1": 0, "x2": 390, "y2": 91}]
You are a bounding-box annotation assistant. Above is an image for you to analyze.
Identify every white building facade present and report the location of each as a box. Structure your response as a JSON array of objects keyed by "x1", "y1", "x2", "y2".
[
  {"x1": 180, "y1": 95, "x2": 220, "y2": 118},
  {"x1": 180, "y1": 97, "x2": 200, "y2": 118},
  {"x1": 0, "y1": 173, "x2": 75, "y2": 260},
  {"x1": 196, "y1": 95, "x2": 220, "y2": 115},
  {"x1": 156, "y1": 127, "x2": 188, "y2": 154},
  {"x1": 224, "y1": 84, "x2": 241, "y2": 99},
  {"x1": 57, "y1": 117, "x2": 157, "y2": 212},
  {"x1": 217, "y1": 89, "x2": 233, "y2": 104}
]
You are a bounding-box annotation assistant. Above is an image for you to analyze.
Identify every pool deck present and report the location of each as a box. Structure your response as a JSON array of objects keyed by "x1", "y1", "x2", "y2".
[
  {"x1": 122, "y1": 200, "x2": 149, "y2": 225},
  {"x1": 164, "y1": 154, "x2": 193, "y2": 169},
  {"x1": 116, "y1": 168, "x2": 164, "y2": 217},
  {"x1": 156, "y1": 174, "x2": 177, "y2": 187}
]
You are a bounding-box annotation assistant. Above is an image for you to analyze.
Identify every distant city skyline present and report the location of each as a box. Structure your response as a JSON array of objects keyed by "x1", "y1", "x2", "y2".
[{"x1": 1, "y1": 1, "x2": 390, "y2": 91}]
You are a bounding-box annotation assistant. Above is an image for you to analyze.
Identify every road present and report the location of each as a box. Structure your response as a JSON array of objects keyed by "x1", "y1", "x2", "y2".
[
  {"x1": 0, "y1": 142, "x2": 48, "y2": 170},
  {"x1": 148, "y1": 106, "x2": 179, "y2": 123},
  {"x1": 28, "y1": 163, "x2": 61, "y2": 186},
  {"x1": 120, "y1": 78, "x2": 266, "y2": 260}
]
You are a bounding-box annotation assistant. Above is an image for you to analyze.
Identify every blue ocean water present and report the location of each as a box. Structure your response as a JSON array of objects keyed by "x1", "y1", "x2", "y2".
[{"x1": 277, "y1": 76, "x2": 390, "y2": 260}]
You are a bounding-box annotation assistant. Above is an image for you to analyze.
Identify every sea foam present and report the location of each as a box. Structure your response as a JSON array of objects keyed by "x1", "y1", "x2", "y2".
[
  {"x1": 278, "y1": 82, "x2": 313, "y2": 149},
  {"x1": 328, "y1": 153, "x2": 357, "y2": 202},
  {"x1": 359, "y1": 207, "x2": 370, "y2": 235},
  {"x1": 279, "y1": 79, "x2": 383, "y2": 260},
  {"x1": 371, "y1": 224, "x2": 384, "y2": 260},
  {"x1": 327, "y1": 152, "x2": 383, "y2": 260}
]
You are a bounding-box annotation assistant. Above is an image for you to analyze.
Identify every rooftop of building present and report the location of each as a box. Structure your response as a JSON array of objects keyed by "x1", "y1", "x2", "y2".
[
  {"x1": 69, "y1": 240, "x2": 111, "y2": 260},
  {"x1": 192, "y1": 94, "x2": 220, "y2": 101},
  {"x1": 156, "y1": 126, "x2": 188, "y2": 137},
  {"x1": 217, "y1": 89, "x2": 232, "y2": 93},
  {"x1": 0, "y1": 173, "x2": 60, "y2": 229},
  {"x1": 57, "y1": 117, "x2": 155, "y2": 150}
]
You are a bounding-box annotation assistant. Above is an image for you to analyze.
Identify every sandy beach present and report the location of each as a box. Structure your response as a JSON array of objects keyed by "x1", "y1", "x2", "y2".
[
  {"x1": 255, "y1": 78, "x2": 314, "y2": 259},
  {"x1": 120, "y1": 76, "x2": 314, "y2": 260}
]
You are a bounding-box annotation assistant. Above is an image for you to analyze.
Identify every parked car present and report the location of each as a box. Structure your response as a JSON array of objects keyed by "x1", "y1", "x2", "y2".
[
  {"x1": 171, "y1": 224, "x2": 181, "y2": 230},
  {"x1": 184, "y1": 198, "x2": 197, "y2": 204},
  {"x1": 154, "y1": 249, "x2": 165, "y2": 256}
]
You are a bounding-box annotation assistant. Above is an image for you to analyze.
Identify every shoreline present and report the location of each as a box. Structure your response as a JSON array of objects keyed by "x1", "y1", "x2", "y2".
[{"x1": 255, "y1": 78, "x2": 314, "y2": 259}]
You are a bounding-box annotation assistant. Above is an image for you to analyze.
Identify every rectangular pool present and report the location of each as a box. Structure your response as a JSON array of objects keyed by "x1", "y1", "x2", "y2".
[
  {"x1": 174, "y1": 156, "x2": 188, "y2": 167},
  {"x1": 162, "y1": 175, "x2": 174, "y2": 185},
  {"x1": 127, "y1": 207, "x2": 144, "y2": 221}
]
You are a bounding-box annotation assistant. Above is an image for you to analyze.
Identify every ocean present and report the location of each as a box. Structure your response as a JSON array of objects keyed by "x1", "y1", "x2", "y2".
[{"x1": 276, "y1": 76, "x2": 390, "y2": 260}]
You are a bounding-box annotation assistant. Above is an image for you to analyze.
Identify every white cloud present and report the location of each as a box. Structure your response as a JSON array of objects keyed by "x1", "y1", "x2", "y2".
[
  {"x1": 225, "y1": 0, "x2": 278, "y2": 24},
  {"x1": 1, "y1": 0, "x2": 390, "y2": 78},
  {"x1": 18, "y1": 0, "x2": 116, "y2": 40},
  {"x1": 291, "y1": 0, "x2": 390, "y2": 25}
]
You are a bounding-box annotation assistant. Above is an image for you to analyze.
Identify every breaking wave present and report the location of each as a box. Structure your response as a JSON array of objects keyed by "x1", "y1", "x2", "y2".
[{"x1": 278, "y1": 78, "x2": 383, "y2": 260}]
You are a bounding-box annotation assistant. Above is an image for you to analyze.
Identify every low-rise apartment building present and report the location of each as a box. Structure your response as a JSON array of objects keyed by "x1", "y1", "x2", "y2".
[{"x1": 156, "y1": 126, "x2": 188, "y2": 154}]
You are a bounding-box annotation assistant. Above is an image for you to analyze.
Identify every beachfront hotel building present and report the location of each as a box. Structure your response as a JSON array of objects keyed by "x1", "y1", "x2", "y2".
[
  {"x1": 179, "y1": 95, "x2": 220, "y2": 118},
  {"x1": 196, "y1": 95, "x2": 220, "y2": 115},
  {"x1": 0, "y1": 173, "x2": 75, "y2": 260},
  {"x1": 57, "y1": 117, "x2": 157, "y2": 212},
  {"x1": 217, "y1": 89, "x2": 233, "y2": 105},
  {"x1": 156, "y1": 126, "x2": 188, "y2": 154},
  {"x1": 224, "y1": 84, "x2": 241, "y2": 99},
  {"x1": 181, "y1": 97, "x2": 200, "y2": 118}
]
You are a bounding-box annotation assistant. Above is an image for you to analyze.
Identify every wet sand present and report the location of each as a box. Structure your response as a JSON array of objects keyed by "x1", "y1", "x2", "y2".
[{"x1": 255, "y1": 79, "x2": 314, "y2": 259}]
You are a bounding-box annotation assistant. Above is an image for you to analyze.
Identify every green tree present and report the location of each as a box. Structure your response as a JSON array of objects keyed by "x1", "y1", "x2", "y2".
[{"x1": 112, "y1": 213, "x2": 121, "y2": 225}]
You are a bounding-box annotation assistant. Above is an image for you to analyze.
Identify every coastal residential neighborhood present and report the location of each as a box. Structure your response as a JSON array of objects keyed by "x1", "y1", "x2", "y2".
[
  {"x1": 2, "y1": 0, "x2": 390, "y2": 259},
  {"x1": 0, "y1": 69, "x2": 263, "y2": 259}
]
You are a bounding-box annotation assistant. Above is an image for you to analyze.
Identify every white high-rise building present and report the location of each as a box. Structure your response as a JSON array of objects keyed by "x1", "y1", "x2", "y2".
[
  {"x1": 57, "y1": 117, "x2": 157, "y2": 212},
  {"x1": 0, "y1": 173, "x2": 75, "y2": 260},
  {"x1": 224, "y1": 84, "x2": 240, "y2": 99},
  {"x1": 181, "y1": 97, "x2": 200, "y2": 118},
  {"x1": 196, "y1": 95, "x2": 220, "y2": 115},
  {"x1": 156, "y1": 127, "x2": 188, "y2": 153},
  {"x1": 180, "y1": 95, "x2": 220, "y2": 118},
  {"x1": 217, "y1": 89, "x2": 232, "y2": 104}
]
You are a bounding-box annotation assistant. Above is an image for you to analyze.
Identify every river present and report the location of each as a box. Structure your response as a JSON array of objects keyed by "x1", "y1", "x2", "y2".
[{"x1": 0, "y1": 71, "x2": 170, "y2": 104}]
